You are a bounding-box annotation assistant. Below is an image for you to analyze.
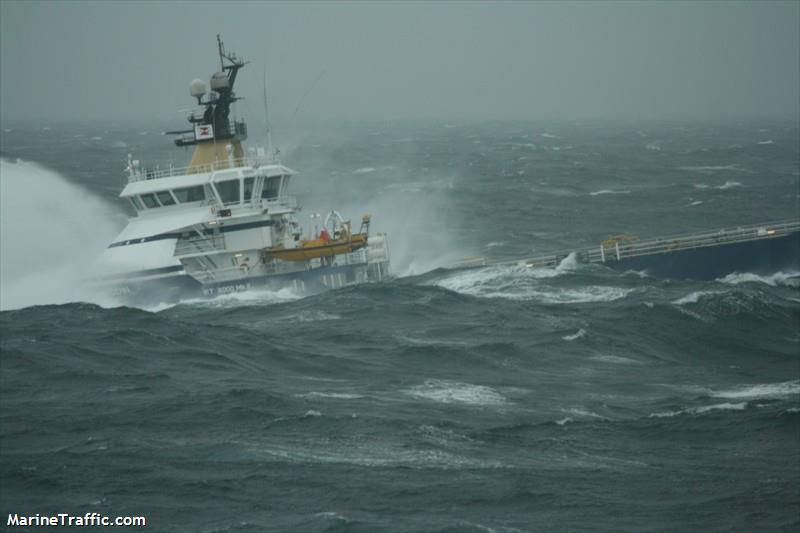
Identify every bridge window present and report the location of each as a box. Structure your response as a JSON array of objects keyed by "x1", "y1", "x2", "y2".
[
  {"x1": 261, "y1": 176, "x2": 281, "y2": 200},
  {"x1": 173, "y1": 185, "x2": 206, "y2": 203},
  {"x1": 216, "y1": 179, "x2": 240, "y2": 205},
  {"x1": 156, "y1": 191, "x2": 176, "y2": 206},
  {"x1": 140, "y1": 193, "x2": 159, "y2": 208},
  {"x1": 244, "y1": 177, "x2": 255, "y2": 201},
  {"x1": 128, "y1": 196, "x2": 144, "y2": 211}
]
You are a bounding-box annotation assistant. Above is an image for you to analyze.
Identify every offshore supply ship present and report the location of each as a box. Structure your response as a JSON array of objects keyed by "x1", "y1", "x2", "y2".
[{"x1": 94, "y1": 37, "x2": 390, "y2": 303}]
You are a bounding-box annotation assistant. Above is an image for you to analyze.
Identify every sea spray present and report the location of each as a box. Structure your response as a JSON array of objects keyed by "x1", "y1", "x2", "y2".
[{"x1": 0, "y1": 159, "x2": 123, "y2": 309}]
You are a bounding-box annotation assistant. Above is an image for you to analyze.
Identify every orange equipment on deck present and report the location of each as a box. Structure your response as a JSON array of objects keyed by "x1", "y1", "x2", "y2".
[{"x1": 262, "y1": 216, "x2": 369, "y2": 262}]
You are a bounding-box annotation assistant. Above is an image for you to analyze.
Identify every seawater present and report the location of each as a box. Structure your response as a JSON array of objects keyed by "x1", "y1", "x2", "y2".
[{"x1": 1, "y1": 119, "x2": 798, "y2": 532}]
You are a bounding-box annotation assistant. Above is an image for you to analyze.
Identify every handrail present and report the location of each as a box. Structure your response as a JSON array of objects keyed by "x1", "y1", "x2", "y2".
[
  {"x1": 174, "y1": 234, "x2": 226, "y2": 258},
  {"x1": 128, "y1": 155, "x2": 280, "y2": 183},
  {"x1": 446, "y1": 218, "x2": 800, "y2": 271},
  {"x1": 598, "y1": 219, "x2": 800, "y2": 263}
]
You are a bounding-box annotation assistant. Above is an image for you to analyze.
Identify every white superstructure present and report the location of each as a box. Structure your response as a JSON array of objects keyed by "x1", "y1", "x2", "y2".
[{"x1": 93, "y1": 36, "x2": 389, "y2": 302}]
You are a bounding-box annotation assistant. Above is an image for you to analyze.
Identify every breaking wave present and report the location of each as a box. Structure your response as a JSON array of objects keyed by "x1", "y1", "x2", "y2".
[
  {"x1": 710, "y1": 380, "x2": 800, "y2": 400},
  {"x1": 405, "y1": 379, "x2": 507, "y2": 406},
  {"x1": 431, "y1": 264, "x2": 634, "y2": 303},
  {"x1": 562, "y1": 328, "x2": 587, "y2": 341},
  {"x1": 671, "y1": 290, "x2": 726, "y2": 305},
  {"x1": 0, "y1": 159, "x2": 122, "y2": 310},
  {"x1": 717, "y1": 271, "x2": 800, "y2": 287}
]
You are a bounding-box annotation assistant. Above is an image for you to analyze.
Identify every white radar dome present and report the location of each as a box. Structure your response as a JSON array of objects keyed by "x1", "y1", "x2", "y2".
[
  {"x1": 210, "y1": 72, "x2": 229, "y2": 91},
  {"x1": 190, "y1": 79, "x2": 206, "y2": 98}
]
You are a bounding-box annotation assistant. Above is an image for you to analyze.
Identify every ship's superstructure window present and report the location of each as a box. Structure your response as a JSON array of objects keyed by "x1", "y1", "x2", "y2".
[
  {"x1": 173, "y1": 185, "x2": 206, "y2": 203},
  {"x1": 140, "y1": 193, "x2": 159, "y2": 208},
  {"x1": 129, "y1": 196, "x2": 144, "y2": 211},
  {"x1": 244, "y1": 177, "x2": 255, "y2": 201},
  {"x1": 156, "y1": 191, "x2": 176, "y2": 206},
  {"x1": 262, "y1": 176, "x2": 281, "y2": 200},
  {"x1": 216, "y1": 179, "x2": 240, "y2": 205}
]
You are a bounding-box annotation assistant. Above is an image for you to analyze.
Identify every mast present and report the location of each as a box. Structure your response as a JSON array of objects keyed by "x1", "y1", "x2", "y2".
[{"x1": 166, "y1": 35, "x2": 249, "y2": 171}]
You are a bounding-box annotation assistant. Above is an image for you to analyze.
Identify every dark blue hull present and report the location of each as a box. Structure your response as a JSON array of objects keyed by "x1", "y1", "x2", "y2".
[{"x1": 605, "y1": 231, "x2": 799, "y2": 280}]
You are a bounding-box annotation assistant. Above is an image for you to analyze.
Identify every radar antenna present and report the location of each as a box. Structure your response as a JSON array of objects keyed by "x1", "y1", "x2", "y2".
[{"x1": 167, "y1": 35, "x2": 249, "y2": 147}]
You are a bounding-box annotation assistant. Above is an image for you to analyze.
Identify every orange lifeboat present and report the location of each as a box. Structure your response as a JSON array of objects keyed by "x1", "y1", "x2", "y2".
[{"x1": 262, "y1": 213, "x2": 370, "y2": 262}]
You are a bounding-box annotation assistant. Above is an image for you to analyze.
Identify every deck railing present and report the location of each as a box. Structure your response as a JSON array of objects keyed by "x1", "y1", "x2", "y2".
[
  {"x1": 587, "y1": 219, "x2": 800, "y2": 264},
  {"x1": 447, "y1": 219, "x2": 800, "y2": 271},
  {"x1": 128, "y1": 155, "x2": 277, "y2": 183},
  {"x1": 173, "y1": 234, "x2": 226, "y2": 258}
]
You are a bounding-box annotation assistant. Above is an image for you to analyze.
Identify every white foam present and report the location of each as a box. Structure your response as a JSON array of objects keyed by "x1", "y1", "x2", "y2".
[
  {"x1": 303, "y1": 409, "x2": 322, "y2": 418},
  {"x1": 396, "y1": 335, "x2": 469, "y2": 348},
  {"x1": 711, "y1": 381, "x2": 800, "y2": 400},
  {"x1": 536, "y1": 286, "x2": 634, "y2": 304},
  {"x1": 556, "y1": 252, "x2": 580, "y2": 271},
  {"x1": 590, "y1": 354, "x2": 640, "y2": 365},
  {"x1": 176, "y1": 287, "x2": 301, "y2": 309},
  {"x1": 562, "y1": 408, "x2": 607, "y2": 420},
  {"x1": 540, "y1": 132, "x2": 560, "y2": 139},
  {"x1": 0, "y1": 159, "x2": 123, "y2": 310},
  {"x1": 433, "y1": 266, "x2": 634, "y2": 303},
  {"x1": 562, "y1": 328, "x2": 586, "y2": 341},
  {"x1": 140, "y1": 301, "x2": 178, "y2": 313},
  {"x1": 589, "y1": 189, "x2": 632, "y2": 196},
  {"x1": 693, "y1": 402, "x2": 748, "y2": 413},
  {"x1": 681, "y1": 164, "x2": 749, "y2": 173},
  {"x1": 417, "y1": 424, "x2": 473, "y2": 444},
  {"x1": 693, "y1": 181, "x2": 744, "y2": 189},
  {"x1": 650, "y1": 402, "x2": 748, "y2": 418},
  {"x1": 687, "y1": 200, "x2": 704, "y2": 207},
  {"x1": 297, "y1": 392, "x2": 364, "y2": 400},
  {"x1": 717, "y1": 271, "x2": 800, "y2": 287},
  {"x1": 259, "y1": 440, "x2": 500, "y2": 469},
  {"x1": 352, "y1": 167, "x2": 376, "y2": 174},
  {"x1": 434, "y1": 265, "x2": 557, "y2": 293},
  {"x1": 672, "y1": 290, "x2": 724, "y2": 305},
  {"x1": 757, "y1": 140, "x2": 774, "y2": 145},
  {"x1": 405, "y1": 379, "x2": 507, "y2": 406},
  {"x1": 282, "y1": 310, "x2": 342, "y2": 322}
]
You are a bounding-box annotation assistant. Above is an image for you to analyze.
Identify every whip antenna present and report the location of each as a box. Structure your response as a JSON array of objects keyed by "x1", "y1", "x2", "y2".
[
  {"x1": 262, "y1": 62, "x2": 276, "y2": 161},
  {"x1": 292, "y1": 70, "x2": 327, "y2": 119}
]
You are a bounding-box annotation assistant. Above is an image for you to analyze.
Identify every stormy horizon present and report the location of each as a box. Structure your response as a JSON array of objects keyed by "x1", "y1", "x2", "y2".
[{"x1": 2, "y1": 1, "x2": 799, "y2": 124}]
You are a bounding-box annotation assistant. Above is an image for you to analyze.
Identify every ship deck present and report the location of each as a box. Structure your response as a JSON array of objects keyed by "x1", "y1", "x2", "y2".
[{"x1": 450, "y1": 219, "x2": 800, "y2": 280}]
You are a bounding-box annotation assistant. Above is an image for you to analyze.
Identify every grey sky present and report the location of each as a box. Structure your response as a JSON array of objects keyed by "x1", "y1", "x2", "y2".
[{"x1": 1, "y1": 1, "x2": 798, "y2": 122}]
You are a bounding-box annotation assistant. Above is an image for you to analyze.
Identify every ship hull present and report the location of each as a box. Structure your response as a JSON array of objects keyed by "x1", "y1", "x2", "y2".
[
  {"x1": 604, "y1": 231, "x2": 799, "y2": 280},
  {"x1": 107, "y1": 260, "x2": 389, "y2": 306}
]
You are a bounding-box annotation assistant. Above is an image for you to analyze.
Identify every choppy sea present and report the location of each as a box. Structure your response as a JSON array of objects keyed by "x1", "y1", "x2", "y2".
[{"x1": 1, "y1": 118, "x2": 799, "y2": 532}]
